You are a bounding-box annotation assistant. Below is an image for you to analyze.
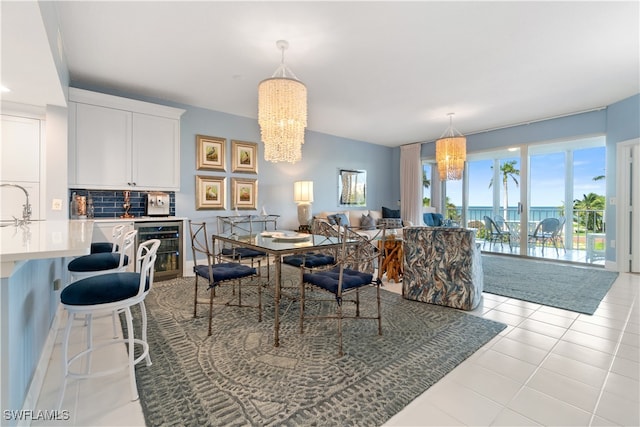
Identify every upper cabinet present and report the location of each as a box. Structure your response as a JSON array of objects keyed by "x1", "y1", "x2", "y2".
[{"x1": 68, "y1": 88, "x2": 185, "y2": 191}]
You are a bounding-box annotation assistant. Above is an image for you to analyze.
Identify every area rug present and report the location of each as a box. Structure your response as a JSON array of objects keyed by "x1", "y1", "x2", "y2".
[
  {"x1": 127, "y1": 276, "x2": 506, "y2": 426},
  {"x1": 482, "y1": 255, "x2": 619, "y2": 315}
]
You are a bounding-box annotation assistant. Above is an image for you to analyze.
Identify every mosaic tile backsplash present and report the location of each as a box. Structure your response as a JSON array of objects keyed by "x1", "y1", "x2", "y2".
[{"x1": 69, "y1": 189, "x2": 176, "y2": 218}]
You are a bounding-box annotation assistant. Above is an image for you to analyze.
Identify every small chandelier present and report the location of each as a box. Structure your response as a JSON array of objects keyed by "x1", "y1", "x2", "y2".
[
  {"x1": 258, "y1": 40, "x2": 307, "y2": 164},
  {"x1": 436, "y1": 113, "x2": 466, "y2": 180}
]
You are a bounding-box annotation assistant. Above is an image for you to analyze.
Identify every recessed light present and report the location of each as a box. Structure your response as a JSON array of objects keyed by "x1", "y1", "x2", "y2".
[
  {"x1": 507, "y1": 147, "x2": 518, "y2": 152},
  {"x1": 0, "y1": 85, "x2": 10, "y2": 93}
]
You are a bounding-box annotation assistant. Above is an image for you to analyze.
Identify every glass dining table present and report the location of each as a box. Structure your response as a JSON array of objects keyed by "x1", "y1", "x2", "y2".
[{"x1": 210, "y1": 231, "x2": 344, "y2": 347}]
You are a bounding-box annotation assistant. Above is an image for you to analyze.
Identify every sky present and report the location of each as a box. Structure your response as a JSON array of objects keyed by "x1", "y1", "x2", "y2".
[{"x1": 428, "y1": 146, "x2": 607, "y2": 208}]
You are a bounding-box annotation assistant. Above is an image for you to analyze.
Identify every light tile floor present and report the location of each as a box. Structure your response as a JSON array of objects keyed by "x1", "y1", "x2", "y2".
[{"x1": 34, "y1": 268, "x2": 639, "y2": 426}]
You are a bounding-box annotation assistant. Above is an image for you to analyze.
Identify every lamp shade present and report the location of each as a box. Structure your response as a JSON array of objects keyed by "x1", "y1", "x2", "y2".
[
  {"x1": 436, "y1": 136, "x2": 466, "y2": 181},
  {"x1": 293, "y1": 181, "x2": 314, "y2": 203}
]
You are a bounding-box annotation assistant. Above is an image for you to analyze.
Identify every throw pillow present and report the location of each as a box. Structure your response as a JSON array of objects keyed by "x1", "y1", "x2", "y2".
[
  {"x1": 360, "y1": 213, "x2": 376, "y2": 230},
  {"x1": 378, "y1": 218, "x2": 403, "y2": 229},
  {"x1": 327, "y1": 213, "x2": 350, "y2": 227},
  {"x1": 382, "y1": 206, "x2": 401, "y2": 218}
]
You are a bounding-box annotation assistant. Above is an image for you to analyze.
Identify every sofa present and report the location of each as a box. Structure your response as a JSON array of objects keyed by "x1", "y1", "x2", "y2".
[
  {"x1": 313, "y1": 206, "x2": 406, "y2": 240},
  {"x1": 402, "y1": 226, "x2": 483, "y2": 310}
]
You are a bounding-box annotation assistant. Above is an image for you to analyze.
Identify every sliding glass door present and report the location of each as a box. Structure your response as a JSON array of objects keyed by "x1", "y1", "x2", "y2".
[{"x1": 429, "y1": 136, "x2": 606, "y2": 265}]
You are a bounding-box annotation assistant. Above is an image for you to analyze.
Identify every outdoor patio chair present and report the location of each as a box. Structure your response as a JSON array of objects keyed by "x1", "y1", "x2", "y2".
[
  {"x1": 528, "y1": 217, "x2": 561, "y2": 255},
  {"x1": 188, "y1": 220, "x2": 261, "y2": 336},
  {"x1": 482, "y1": 216, "x2": 511, "y2": 251}
]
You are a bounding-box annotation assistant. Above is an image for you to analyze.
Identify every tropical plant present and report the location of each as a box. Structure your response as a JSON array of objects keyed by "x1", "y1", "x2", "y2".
[
  {"x1": 422, "y1": 170, "x2": 431, "y2": 207},
  {"x1": 489, "y1": 160, "x2": 520, "y2": 220},
  {"x1": 573, "y1": 192, "x2": 605, "y2": 232}
]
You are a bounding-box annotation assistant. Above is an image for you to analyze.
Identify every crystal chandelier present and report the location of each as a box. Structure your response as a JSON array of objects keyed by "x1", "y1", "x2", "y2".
[
  {"x1": 436, "y1": 113, "x2": 466, "y2": 180},
  {"x1": 258, "y1": 40, "x2": 307, "y2": 164}
]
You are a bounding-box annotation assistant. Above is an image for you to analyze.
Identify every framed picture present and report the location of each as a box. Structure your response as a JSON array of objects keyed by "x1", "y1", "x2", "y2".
[
  {"x1": 231, "y1": 178, "x2": 258, "y2": 210},
  {"x1": 195, "y1": 175, "x2": 226, "y2": 210},
  {"x1": 231, "y1": 140, "x2": 258, "y2": 174},
  {"x1": 196, "y1": 135, "x2": 226, "y2": 171}
]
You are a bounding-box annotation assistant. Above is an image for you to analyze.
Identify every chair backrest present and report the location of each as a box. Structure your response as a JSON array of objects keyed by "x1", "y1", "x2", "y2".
[
  {"x1": 556, "y1": 216, "x2": 566, "y2": 235},
  {"x1": 540, "y1": 217, "x2": 561, "y2": 234},
  {"x1": 189, "y1": 220, "x2": 216, "y2": 269},
  {"x1": 109, "y1": 224, "x2": 126, "y2": 252},
  {"x1": 135, "y1": 238, "x2": 160, "y2": 297},
  {"x1": 117, "y1": 229, "x2": 138, "y2": 269},
  {"x1": 483, "y1": 216, "x2": 499, "y2": 234},
  {"x1": 493, "y1": 215, "x2": 508, "y2": 231}
]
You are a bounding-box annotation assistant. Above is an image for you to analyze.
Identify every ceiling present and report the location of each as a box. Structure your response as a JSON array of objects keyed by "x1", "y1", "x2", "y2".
[{"x1": 3, "y1": 1, "x2": 639, "y2": 147}]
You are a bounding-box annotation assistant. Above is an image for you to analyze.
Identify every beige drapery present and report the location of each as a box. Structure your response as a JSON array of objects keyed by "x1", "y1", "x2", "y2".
[{"x1": 400, "y1": 143, "x2": 423, "y2": 226}]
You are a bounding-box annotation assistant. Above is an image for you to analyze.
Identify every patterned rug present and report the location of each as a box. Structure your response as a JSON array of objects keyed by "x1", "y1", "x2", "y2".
[
  {"x1": 128, "y1": 276, "x2": 506, "y2": 426},
  {"x1": 483, "y1": 255, "x2": 619, "y2": 314}
]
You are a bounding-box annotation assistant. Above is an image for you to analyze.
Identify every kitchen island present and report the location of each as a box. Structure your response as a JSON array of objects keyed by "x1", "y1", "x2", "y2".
[{"x1": 0, "y1": 220, "x2": 93, "y2": 424}]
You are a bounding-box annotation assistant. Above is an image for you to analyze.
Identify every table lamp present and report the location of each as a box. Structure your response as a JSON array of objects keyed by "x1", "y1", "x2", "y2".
[{"x1": 294, "y1": 181, "x2": 314, "y2": 231}]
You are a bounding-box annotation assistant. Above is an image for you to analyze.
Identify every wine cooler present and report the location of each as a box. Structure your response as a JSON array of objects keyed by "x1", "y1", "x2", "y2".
[{"x1": 135, "y1": 221, "x2": 183, "y2": 280}]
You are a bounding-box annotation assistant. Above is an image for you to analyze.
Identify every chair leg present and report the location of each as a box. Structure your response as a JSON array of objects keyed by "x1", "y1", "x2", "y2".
[
  {"x1": 193, "y1": 276, "x2": 199, "y2": 318},
  {"x1": 208, "y1": 285, "x2": 215, "y2": 337},
  {"x1": 299, "y1": 282, "x2": 306, "y2": 334},
  {"x1": 139, "y1": 301, "x2": 152, "y2": 366},
  {"x1": 376, "y1": 284, "x2": 382, "y2": 336},
  {"x1": 259, "y1": 278, "x2": 263, "y2": 322},
  {"x1": 337, "y1": 300, "x2": 344, "y2": 357},
  {"x1": 124, "y1": 307, "x2": 139, "y2": 401}
]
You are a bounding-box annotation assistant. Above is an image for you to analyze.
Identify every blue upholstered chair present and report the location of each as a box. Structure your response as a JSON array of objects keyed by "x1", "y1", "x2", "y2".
[
  {"x1": 57, "y1": 238, "x2": 161, "y2": 409},
  {"x1": 189, "y1": 221, "x2": 261, "y2": 336},
  {"x1": 90, "y1": 224, "x2": 125, "y2": 254},
  {"x1": 423, "y1": 212, "x2": 444, "y2": 226},
  {"x1": 300, "y1": 225, "x2": 383, "y2": 357}
]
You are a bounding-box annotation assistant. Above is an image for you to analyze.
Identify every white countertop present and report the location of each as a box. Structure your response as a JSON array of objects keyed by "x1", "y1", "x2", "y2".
[{"x1": 1, "y1": 220, "x2": 93, "y2": 277}]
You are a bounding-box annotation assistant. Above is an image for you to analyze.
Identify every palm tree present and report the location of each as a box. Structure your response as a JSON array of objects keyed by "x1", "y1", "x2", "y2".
[
  {"x1": 422, "y1": 169, "x2": 431, "y2": 207},
  {"x1": 573, "y1": 193, "x2": 605, "y2": 232},
  {"x1": 489, "y1": 160, "x2": 520, "y2": 220}
]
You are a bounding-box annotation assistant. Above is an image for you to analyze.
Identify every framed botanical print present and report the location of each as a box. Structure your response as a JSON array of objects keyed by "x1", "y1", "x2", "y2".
[
  {"x1": 231, "y1": 140, "x2": 258, "y2": 174},
  {"x1": 196, "y1": 135, "x2": 226, "y2": 171},
  {"x1": 195, "y1": 175, "x2": 226, "y2": 210},
  {"x1": 231, "y1": 178, "x2": 257, "y2": 210}
]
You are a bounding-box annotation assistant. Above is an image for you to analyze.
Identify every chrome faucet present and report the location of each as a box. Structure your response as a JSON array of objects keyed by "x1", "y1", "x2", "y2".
[{"x1": 0, "y1": 183, "x2": 32, "y2": 225}]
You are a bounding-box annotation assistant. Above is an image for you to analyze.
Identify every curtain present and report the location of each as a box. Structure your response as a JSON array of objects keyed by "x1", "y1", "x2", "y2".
[{"x1": 400, "y1": 143, "x2": 423, "y2": 226}]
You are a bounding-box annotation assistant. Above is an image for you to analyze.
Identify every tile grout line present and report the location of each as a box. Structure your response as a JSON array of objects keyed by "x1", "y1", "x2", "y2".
[{"x1": 587, "y1": 297, "x2": 637, "y2": 426}]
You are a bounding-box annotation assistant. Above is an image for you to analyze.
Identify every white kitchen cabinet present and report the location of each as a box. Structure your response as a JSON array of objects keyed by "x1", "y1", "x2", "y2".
[
  {"x1": 1, "y1": 113, "x2": 43, "y2": 220},
  {"x1": 1, "y1": 115, "x2": 41, "y2": 182},
  {"x1": 68, "y1": 88, "x2": 185, "y2": 191}
]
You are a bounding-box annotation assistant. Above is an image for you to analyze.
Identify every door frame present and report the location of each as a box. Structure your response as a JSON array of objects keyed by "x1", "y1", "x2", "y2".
[{"x1": 616, "y1": 138, "x2": 640, "y2": 272}]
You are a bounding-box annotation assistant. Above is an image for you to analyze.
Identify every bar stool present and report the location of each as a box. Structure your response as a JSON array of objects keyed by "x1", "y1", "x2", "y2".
[
  {"x1": 90, "y1": 224, "x2": 125, "y2": 254},
  {"x1": 68, "y1": 229, "x2": 137, "y2": 281},
  {"x1": 68, "y1": 229, "x2": 137, "y2": 337},
  {"x1": 57, "y1": 239, "x2": 161, "y2": 409}
]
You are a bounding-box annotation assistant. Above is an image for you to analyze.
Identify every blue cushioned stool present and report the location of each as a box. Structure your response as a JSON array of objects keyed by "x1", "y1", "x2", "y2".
[
  {"x1": 57, "y1": 239, "x2": 160, "y2": 410},
  {"x1": 68, "y1": 229, "x2": 137, "y2": 280},
  {"x1": 90, "y1": 224, "x2": 125, "y2": 254}
]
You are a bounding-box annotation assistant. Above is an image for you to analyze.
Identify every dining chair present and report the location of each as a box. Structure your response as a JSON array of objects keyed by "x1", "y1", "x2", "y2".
[
  {"x1": 188, "y1": 220, "x2": 261, "y2": 336},
  {"x1": 57, "y1": 238, "x2": 160, "y2": 410},
  {"x1": 528, "y1": 217, "x2": 561, "y2": 255},
  {"x1": 299, "y1": 224, "x2": 384, "y2": 357}
]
